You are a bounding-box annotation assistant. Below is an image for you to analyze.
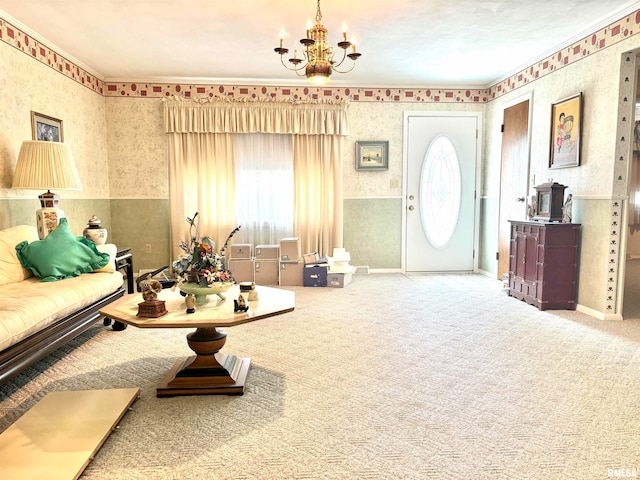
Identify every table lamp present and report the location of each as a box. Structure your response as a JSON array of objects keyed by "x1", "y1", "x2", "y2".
[{"x1": 12, "y1": 140, "x2": 82, "y2": 239}]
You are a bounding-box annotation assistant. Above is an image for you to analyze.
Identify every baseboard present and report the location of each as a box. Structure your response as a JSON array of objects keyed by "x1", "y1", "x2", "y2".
[
  {"x1": 352, "y1": 266, "x2": 370, "y2": 274},
  {"x1": 476, "y1": 269, "x2": 497, "y2": 278},
  {"x1": 576, "y1": 303, "x2": 623, "y2": 321},
  {"x1": 369, "y1": 268, "x2": 403, "y2": 274}
]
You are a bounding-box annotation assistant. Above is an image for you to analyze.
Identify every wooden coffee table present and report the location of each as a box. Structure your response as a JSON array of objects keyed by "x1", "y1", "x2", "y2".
[{"x1": 100, "y1": 285, "x2": 294, "y2": 397}]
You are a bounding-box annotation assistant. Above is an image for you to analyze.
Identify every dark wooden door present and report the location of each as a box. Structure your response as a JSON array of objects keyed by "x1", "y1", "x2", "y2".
[{"x1": 498, "y1": 99, "x2": 531, "y2": 279}]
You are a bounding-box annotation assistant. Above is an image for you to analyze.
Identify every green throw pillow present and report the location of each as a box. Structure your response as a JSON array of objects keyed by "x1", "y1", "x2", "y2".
[{"x1": 15, "y1": 218, "x2": 110, "y2": 282}]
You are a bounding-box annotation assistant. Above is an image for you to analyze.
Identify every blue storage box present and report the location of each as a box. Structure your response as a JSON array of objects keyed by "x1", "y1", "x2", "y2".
[{"x1": 303, "y1": 265, "x2": 328, "y2": 287}]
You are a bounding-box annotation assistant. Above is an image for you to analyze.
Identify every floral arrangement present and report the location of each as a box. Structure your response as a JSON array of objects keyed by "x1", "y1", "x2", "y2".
[{"x1": 172, "y1": 212, "x2": 241, "y2": 287}]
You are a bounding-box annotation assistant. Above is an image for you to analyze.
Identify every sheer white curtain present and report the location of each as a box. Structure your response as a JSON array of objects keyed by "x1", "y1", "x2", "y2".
[{"x1": 234, "y1": 133, "x2": 294, "y2": 246}]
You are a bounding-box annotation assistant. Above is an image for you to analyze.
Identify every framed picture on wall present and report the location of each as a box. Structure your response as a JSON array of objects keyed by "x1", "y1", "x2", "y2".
[
  {"x1": 549, "y1": 92, "x2": 582, "y2": 169},
  {"x1": 356, "y1": 141, "x2": 389, "y2": 171},
  {"x1": 31, "y1": 111, "x2": 64, "y2": 142}
]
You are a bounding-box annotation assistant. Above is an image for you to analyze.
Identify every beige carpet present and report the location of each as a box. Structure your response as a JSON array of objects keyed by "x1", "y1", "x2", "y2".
[{"x1": 2, "y1": 273, "x2": 640, "y2": 479}]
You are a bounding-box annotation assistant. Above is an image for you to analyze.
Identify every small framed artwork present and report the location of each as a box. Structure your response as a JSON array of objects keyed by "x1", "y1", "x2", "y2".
[
  {"x1": 356, "y1": 141, "x2": 389, "y2": 171},
  {"x1": 31, "y1": 111, "x2": 64, "y2": 142},
  {"x1": 549, "y1": 92, "x2": 582, "y2": 169}
]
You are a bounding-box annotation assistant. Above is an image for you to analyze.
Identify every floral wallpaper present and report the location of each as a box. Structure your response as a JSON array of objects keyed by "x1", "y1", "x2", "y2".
[
  {"x1": 345, "y1": 101, "x2": 484, "y2": 198},
  {"x1": 105, "y1": 98, "x2": 168, "y2": 198},
  {"x1": 0, "y1": 43, "x2": 109, "y2": 201}
]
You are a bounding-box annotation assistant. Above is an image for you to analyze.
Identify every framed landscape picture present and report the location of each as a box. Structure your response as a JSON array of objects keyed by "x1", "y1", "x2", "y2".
[
  {"x1": 356, "y1": 141, "x2": 389, "y2": 171},
  {"x1": 549, "y1": 93, "x2": 582, "y2": 169},
  {"x1": 31, "y1": 111, "x2": 64, "y2": 142}
]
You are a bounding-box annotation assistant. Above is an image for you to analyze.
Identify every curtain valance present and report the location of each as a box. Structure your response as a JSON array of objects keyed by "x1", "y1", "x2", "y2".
[{"x1": 163, "y1": 97, "x2": 349, "y2": 136}]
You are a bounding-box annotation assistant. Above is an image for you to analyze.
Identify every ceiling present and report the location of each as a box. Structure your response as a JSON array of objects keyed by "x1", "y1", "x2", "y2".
[{"x1": 2, "y1": 0, "x2": 640, "y2": 88}]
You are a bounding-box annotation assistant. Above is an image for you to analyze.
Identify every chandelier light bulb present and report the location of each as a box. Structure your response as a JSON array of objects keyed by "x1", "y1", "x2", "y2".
[
  {"x1": 310, "y1": 74, "x2": 329, "y2": 85},
  {"x1": 342, "y1": 20, "x2": 348, "y2": 41},
  {"x1": 306, "y1": 18, "x2": 313, "y2": 38}
]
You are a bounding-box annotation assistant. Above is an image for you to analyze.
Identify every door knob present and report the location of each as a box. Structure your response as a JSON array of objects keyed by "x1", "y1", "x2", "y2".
[
  {"x1": 516, "y1": 197, "x2": 525, "y2": 202},
  {"x1": 408, "y1": 205, "x2": 415, "y2": 211}
]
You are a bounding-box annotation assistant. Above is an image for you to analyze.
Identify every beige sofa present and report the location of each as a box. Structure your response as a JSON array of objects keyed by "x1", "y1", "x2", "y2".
[{"x1": 0, "y1": 224, "x2": 125, "y2": 384}]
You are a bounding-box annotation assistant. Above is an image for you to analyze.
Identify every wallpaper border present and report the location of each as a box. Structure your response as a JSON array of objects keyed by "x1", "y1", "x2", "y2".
[{"x1": 1, "y1": 9, "x2": 640, "y2": 103}]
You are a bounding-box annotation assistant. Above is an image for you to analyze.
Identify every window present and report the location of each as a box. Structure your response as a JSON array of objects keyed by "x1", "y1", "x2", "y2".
[
  {"x1": 233, "y1": 133, "x2": 294, "y2": 246},
  {"x1": 420, "y1": 135, "x2": 462, "y2": 248}
]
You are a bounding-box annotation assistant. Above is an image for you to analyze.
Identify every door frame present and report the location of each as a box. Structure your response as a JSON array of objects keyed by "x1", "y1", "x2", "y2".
[
  {"x1": 401, "y1": 111, "x2": 483, "y2": 273},
  {"x1": 496, "y1": 92, "x2": 534, "y2": 277}
]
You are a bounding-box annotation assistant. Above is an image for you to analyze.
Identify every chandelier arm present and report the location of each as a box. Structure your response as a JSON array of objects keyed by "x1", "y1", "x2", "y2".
[
  {"x1": 331, "y1": 62, "x2": 357, "y2": 74},
  {"x1": 330, "y1": 49, "x2": 348, "y2": 69},
  {"x1": 279, "y1": 54, "x2": 309, "y2": 73}
]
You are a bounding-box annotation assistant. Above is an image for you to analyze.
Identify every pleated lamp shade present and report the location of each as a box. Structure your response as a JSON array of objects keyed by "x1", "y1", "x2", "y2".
[
  {"x1": 12, "y1": 140, "x2": 82, "y2": 238},
  {"x1": 12, "y1": 141, "x2": 82, "y2": 192}
]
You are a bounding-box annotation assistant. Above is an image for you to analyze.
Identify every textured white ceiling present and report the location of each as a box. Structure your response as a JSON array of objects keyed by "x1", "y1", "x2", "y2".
[{"x1": 1, "y1": 0, "x2": 640, "y2": 87}]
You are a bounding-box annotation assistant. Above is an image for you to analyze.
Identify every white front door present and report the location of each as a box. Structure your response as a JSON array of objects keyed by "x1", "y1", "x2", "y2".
[{"x1": 404, "y1": 113, "x2": 480, "y2": 272}]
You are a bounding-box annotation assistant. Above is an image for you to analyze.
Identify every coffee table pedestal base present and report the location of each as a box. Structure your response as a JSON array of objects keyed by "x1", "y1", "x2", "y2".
[
  {"x1": 156, "y1": 326, "x2": 250, "y2": 397},
  {"x1": 157, "y1": 354, "x2": 250, "y2": 397}
]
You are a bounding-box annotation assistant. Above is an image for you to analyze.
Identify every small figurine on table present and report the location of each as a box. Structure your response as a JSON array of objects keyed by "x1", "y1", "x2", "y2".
[
  {"x1": 137, "y1": 277, "x2": 167, "y2": 317},
  {"x1": 562, "y1": 193, "x2": 573, "y2": 223},
  {"x1": 234, "y1": 294, "x2": 249, "y2": 312},
  {"x1": 140, "y1": 277, "x2": 163, "y2": 302},
  {"x1": 185, "y1": 293, "x2": 196, "y2": 314},
  {"x1": 247, "y1": 282, "x2": 259, "y2": 301}
]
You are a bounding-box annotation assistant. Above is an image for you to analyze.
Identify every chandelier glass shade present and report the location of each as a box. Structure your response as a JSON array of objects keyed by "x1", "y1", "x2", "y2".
[{"x1": 274, "y1": 0, "x2": 361, "y2": 84}]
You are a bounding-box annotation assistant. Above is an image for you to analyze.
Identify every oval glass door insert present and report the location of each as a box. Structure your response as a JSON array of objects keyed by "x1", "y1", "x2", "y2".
[{"x1": 420, "y1": 135, "x2": 462, "y2": 248}]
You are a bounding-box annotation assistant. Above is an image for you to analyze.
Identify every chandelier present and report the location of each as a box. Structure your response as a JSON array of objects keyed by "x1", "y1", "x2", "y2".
[{"x1": 274, "y1": 0, "x2": 362, "y2": 84}]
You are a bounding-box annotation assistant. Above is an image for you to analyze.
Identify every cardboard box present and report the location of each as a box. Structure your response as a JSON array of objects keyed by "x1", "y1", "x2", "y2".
[
  {"x1": 280, "y1": 237, "x2": 301, "y2": 262},
  {"x1": 303, "y1": 252, "x2": 329, "y2": 265},
  {"x1": 228, "y1": 258, "x2": 254, "y2": 283},
  {"x1": 279, "y1": 260, "x2": 304, "y2": 286},
  {"x1": 254, "y1": 260, "x2": 279, "y2": 285},
  {"x1": 303, "y1": 252, "x2": 319, "y2": 264},
  {"x1": 303, "y1": 265, "x2": 328, "y2": 287},
  {"x1": 328, "y1": 272, "x2": 353, "y2": 288},
  {"x1": 229, "y1": 243, "x2": 252, "y2": 259},
  {"x1": 255, "y1": 244, "x2": 279, "y2": 260}
]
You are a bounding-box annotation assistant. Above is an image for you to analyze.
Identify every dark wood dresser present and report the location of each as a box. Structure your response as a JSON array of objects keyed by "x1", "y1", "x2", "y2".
[{"x1": 508, "y1": 220, "x2": 581, "y2": 310}]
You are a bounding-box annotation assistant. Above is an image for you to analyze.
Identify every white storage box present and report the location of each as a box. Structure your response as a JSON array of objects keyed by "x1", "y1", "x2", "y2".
[
  {"x1": 255, "y1": 244, "x2": 279, "y2": 260},
  {"x1": 254, "y1": 260, "x2": 279, "y2": 285},
  {"x1": 329, "y1": 247, "x2": 353, "y2": 273},
  {"x1": 279, "y1": 260, "x2": 304, "y2": 286},
  {"x1": 228, "y1": 258, "x2": 254, "y2": 283},
  {"x1": 229, "y1": 243, "x2": 252, "y2": 259},
  {"x1": 327, "y1": 272, "x2": 353, "y2": 288},
  {"x1": 280, "y1": 237, "x2": 301, "y2": 262}
]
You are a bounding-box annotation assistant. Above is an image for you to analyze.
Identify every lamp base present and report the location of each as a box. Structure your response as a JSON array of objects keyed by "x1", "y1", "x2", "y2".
[
  {"x1": 36, "y1": 208, "x2": 64, "y2": 239},
  {"x1": 38, "y1": 190, "x2": 60, "y2": 208}
]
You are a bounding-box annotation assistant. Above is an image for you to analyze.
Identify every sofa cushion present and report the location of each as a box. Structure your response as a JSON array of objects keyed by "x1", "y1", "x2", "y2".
[
  {"x1": 95, "y1": 243, "x2": 117, "y2": 273},
  {"x1": 0, "y1": 225, "x2": 38, "y2": 285},
  {"x1": 15, "y1": 218, "x2": 110, "y2": 282},
  {"x1": 0, "y1": 271, "x2": 124, "y2": 352}
]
